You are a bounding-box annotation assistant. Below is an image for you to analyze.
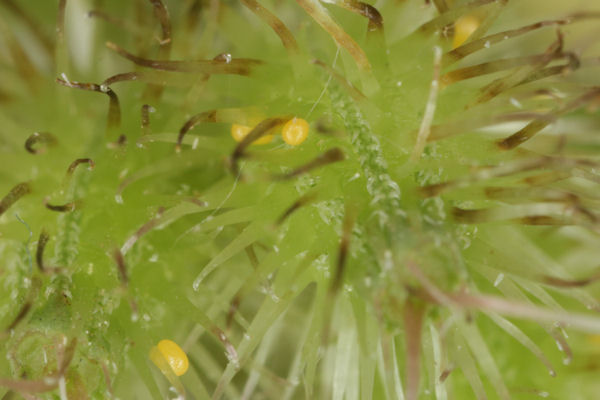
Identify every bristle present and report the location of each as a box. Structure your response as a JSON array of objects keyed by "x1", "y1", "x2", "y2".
[
  {"x1": 241, "y1": 0, "x2": 299, "y2": 53},
  {"x1": 177, "y1": 110, "x2": 217, "y2": 152},
  {"x1": 66, "y1": 158, "x2": 94, "y2": 177},
  {"x1": 404, "y1": 298, "x2": 425, "y2": 400},
  {"x1": 276, "y1": 193, "x2": 318, "y2": 225},
  {"x1": 148, "y1": 0, "x2": 171, "y2": 50},
  {"x1": 432, "y1": 0, "x2": 449, "y2": 13},
  {"x1": 472, "y1": 30, "x2": 565, "y2": 106},
  {"x1": 295, "y1": 0, "x2": 371, "y2": 72},
  {"x1": 56, "y1": 78, "x2": 121, "y2": 130},
  {"x1": 327, "y1": 0, "x2": 384, "y2": 33},
  {"x1": 44, "y1": 200, "x2": 76, "y2": 213},
  {"x1": 441, "y1": 52, "x2": 571, "y2": 87},
  {"x1": 0, "y1": 376, "x2": 57, "y2": 393},
  {"x1": 542, "y1": 269, "x2": 600, "y2": 288},
  {"x1": 113, "y1": 248, "x2": 129, "y2": 287},
  {"x1": 100, "y1": 362, "x2": 114, "y2": 398},
  {"x1": 0, "y1": 182, "x2": 31, "y2": 217},
  {"x1": 140, "y1": 104, "x2": 152, "y2": 137},
  {"x1": 24, "y1": 132, "x2": 57, "y2": 154},
  {"x1": 277, "y1": 148, "x2": 345, "y2": 180},
  {"x1": 486, "y1": 312, "x2": 556, "y2": 376},
  {"x1": 444, "y1": 12, "x2": 600, "y2": 67},
  {"x1": 311, "y1": 60, "x2": 367, "y2": 101},
  {"x1": 451, "y1": 204, "x2": 585, "y2": 225},
  {"x1": 330, "y1": 205, "x2": 354, "y2": 293},
  {"x1": 460, "y1": 322, "x2": 510, "y2": 400},
  {"x1": 4, "y1": 302, "x2": 32, "y2": 332},
  {"x1": 35, "y1": 230, "x2": 49, "y2": 272},
  {"x1": 498, "y1": 88, "x2": 600, "y2": 149},
  {"x1": 56, "y1": 0, "x2": 66, "y2": 41},
  {"x1": 411, "y1": 46, "x2": 442, "y2": 161},
  {"x1": 56, "y1": 337, "x2": 77, "y2": 376},
  {"x1": 550, "y1": 329, "x2": 573, "y2": 366},
  {"x1": 121, "y1": 207, "x2": 165, "y2": 255},
  {"x1": 517, "y1": 52, "x2": 580, "y2": 86},
  {"x1": 106, "y1": 41, "x2": 262, "y2": 74}
]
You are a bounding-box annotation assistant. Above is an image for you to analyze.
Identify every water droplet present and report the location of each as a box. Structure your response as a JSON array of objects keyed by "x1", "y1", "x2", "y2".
[
  {"x1": 349, "y1": 172, "x2": 361, "y2": 182},
  {"x1": 493, "y1": 273, "x2": 504, "y2": 287},
  {"x1": 555, "y1": 340, "x2": 563, "y2": 352},
  {"x1": 509, "y1": 97, "x2": 523, "y2": 109},
  {"x1": 225, "y1": 350, "x2": 240, "y2": 369}
]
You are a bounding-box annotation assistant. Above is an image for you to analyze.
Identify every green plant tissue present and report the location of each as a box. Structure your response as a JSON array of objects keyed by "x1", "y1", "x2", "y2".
[{"x1": 1, "y1": 0, "x2": 600, "y2": 399}]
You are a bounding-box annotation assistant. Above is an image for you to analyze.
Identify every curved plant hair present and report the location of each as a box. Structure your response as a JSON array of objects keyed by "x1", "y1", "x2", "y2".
[{"x1": 2, "y1": 0, "x2": 600, "y2": 399}]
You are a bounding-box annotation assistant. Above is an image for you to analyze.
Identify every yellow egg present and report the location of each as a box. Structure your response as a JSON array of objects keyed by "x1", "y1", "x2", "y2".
[
  {"x1": 230, "y1": 123, "x2": 273, "y2": 145},
  {"x1": 156, "y1": 339, "x2": 189, "y2": 376},
  {"x1": 452, "y1": 15, "x2": 480, "y2": 49},
  {"x1": 281, "y1": 117, "x2": 309, "y2": 146}
]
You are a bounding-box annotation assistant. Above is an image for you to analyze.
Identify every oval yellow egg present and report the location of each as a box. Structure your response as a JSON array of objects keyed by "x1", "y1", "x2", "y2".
[
  {"x1": 281, "y1": 117, "x2": 309, "y2": 146},
  {"x1": 156, "y1": 339, "x2": 189, "y2": 376},
  {"x1": 452, "y1": 15, "x2": 480, "y2": 49},
  {"x1": 231, "y1": 123, "x2": 273, "y2": 145}
]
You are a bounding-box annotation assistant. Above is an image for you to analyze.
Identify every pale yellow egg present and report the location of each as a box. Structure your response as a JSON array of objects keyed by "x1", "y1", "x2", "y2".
[
  {"x1": 231, "y1": 123, "x2": 273, "y2": 145},
  {"x1": 281, "y1": 117, "x2": 309, "y2": 146},
  {"x1": 453, "y1": 15, "x2": 480, "y2": 49},
  {"x1": 156, "y1": 339, "x2": 189, "y2": 376}
]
